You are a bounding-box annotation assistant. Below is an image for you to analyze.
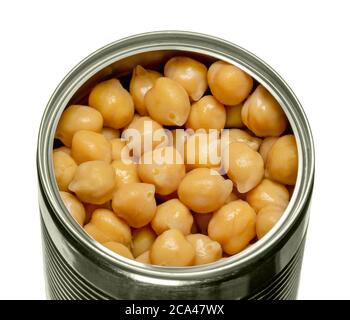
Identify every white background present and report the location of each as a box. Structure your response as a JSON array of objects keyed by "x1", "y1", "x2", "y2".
[{"x1": 0, "y1": 0, "x2": 349, "y2": 300}]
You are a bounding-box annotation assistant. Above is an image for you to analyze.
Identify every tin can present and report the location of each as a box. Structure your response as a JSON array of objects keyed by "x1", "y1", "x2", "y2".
[{"x1": 37, "y1": 31, "x2": 315, "y2": 300}]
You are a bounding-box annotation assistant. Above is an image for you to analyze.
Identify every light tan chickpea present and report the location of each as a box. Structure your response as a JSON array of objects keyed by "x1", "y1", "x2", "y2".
[
  {"x1": 241, "y1": 85, "x2": 287, "y2": 137},
  {"x1": 246, "y1": 179, "x2": 289, "y2": 212},
  {"x1": 225, "y1": 103, "x2": 244, "y2": 128},
  {"x1": 186, "y1": 234, "x2": 222, "y2": 265},
  {"x1": 129, "y1": 65, "x2": 161, "y2": 116},
  {"x1": 150, "y1": 229, "x2": 195, "y2": 266},
  {"x1": 178, "y1": 168, "x2": 233, "y2": 213},
  {"x1": 103, "y1": 242, "x2": 134, "y2": 260},
  {"x1": 59, "y1": 191, "x2": 86, "y2": 226},
  {"x1": 144, "y1": 77, "x2": 191, "y2": 126},
  {"x1": 207, "y1": 61, "x2": 253, "y2": 106},
  {"x1": 138, "y1": 146, "x2": 185, "y2": 195},
  {"x1": 208, "y1": 200, "x2": 256, "y2": 255},
  {"x1": 88, "y1": 79, "x2": 134, "y2": 129},
  {"x1": 112, "y1": 183, "x2": 157, "y2": 228},
  {"x1": 135, "y1": 250, "x2": 151, "y2": 264},
  {"x1": 265, "y1": 135, "x2": 298, "y2": 185},
  {"x1": 259, "y1": 137, "x2": 278, "y2": 163},
  {"x1": 53, "y1": 151, "x2": 77, "y2": 192},
  {"x1": 184, "y1": 132, "x2": 221, "y2": 170},
  {"x1": 185, "y1": 96, "x2": 226, "y2": 131},
  {"x1": 164, "y1": 56, "x2": 208, "y2": 101},
  {"x1": 53, "y1": 146, "x2": 71, "y2": 155},
  {"x1": 110, "y1": 138, "x2": 129, "y2": 161},
  {"x1": 131, "y1": 226, "x2": 157, "y2": 258},
  {"x1": 111, "y1": 160, "x2": 140, "y2": 190},
  {"x1": 55, "y1": 105, "x2": 103, "y2": 147},
  {"x1": 84, "y1": 209, "x2": 132, "y2": 245},
  {"x1": 101, "y1": 128, "x2": 120, "y2": 140},
  {"x1": 227, "y1": 129, "x2": 262, "y2": 151},
  {"x1": 68, "y1": 160, "x2": 116, "y2": 204},
  {"x1": 124, "y1": 116, "x2": 169, "y2": 158},
  {"x1": 256, "y1": 205, "x2": 285, "y2": 239},
  {"x1": 223, "y1": 142, "x2": 264, "y2": 193},
  {"x1": 71, "y1": 130, "x2": 111, "y2": 164},
  {"x1": 83, "y1": 201, "x2": 111, "y2": 224},
  {"x1": 151, "y1": 199, "x2": 193, "y2": 235},
  {"x1": 193, "y1": 212, "x2": 212, "y2": 235}
]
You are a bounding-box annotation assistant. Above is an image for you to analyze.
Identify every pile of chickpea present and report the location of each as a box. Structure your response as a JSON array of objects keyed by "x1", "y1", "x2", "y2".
[{"x1": 53, "y1": 56, "x2": 298, "y2": 267}]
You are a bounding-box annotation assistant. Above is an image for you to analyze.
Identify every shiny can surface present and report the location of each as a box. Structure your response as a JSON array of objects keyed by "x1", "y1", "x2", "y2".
[{"x1": 37, "y1": 31, "x2": 315, "y2": 300}]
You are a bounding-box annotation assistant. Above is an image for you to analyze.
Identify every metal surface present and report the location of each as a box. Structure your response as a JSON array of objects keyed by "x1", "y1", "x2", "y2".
[{"x1": 37, "y1": 31, "x2": 315, "y2": 300}]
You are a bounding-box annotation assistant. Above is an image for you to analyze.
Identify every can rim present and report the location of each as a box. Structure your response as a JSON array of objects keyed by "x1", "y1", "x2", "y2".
[{"x1": 37, "y1": 30, "x2": 315, "y2": 281}]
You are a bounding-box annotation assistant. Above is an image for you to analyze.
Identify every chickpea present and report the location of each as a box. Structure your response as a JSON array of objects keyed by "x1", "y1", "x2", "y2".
[
  {"x1": 225, "y1": 103, "x2": 244, "y2": 128},
  {"x1": 103, "y1": 242, "x2": 134, "y2": 260},
  {"x1": 256, "y1": 205, "x2": 285, "y2": 239},
  {"x1": 131, "y1": 226, "x2": 157, "y2": 258},
  {"x1": 53, "y1": 151, "x2": 77, "y2": 192},
  {"x1": 246, "y1": 179, "x2": 289, "y2": 212},
  {"x1": 124, "y1": 116, "x2": 169, "y2": 158},
  {"x1": 265, "y1": 135, "x2": 298, "y2": 185},
  {"x1": 53, "y1": 146, "x2": 71, "y2": 155},
  {"x1": 71, "y1": 130, "x2": 111, "y2": 164},
  {"x1": 84, "y1": 209, "x2": 131, "y2": 245},
  {"x1": 138, "y1": 146, "x2": 185, "y2": 195},
  {"x1": 164, "y1": 56, "x2": 208, "y2": 101},
  {"x1": 110, "y1": 138, "x2": 128, "y2": 161},
  {"x1": 150, "y1": 229, "x2": 195, "y2": 266},
  {"x1": 208, "y1": 200, "x2": 256, "y2": 255},
  {"x1": 186, "y1": 234, "x2": 222, "y2": 265},
  {"x1": 83, "y1": 201, "x2": 111, "y2": 224},
  {"x1": 59, "y1": 191, "x2": 86, "y2": 226},
  {"x1": 55, "y1": 105, "x2": 103, "y2": 147},
  {"x1": 112, "y1": 183, "x2": 157, "y2": 228},
  {"x1": 178, "y1": 168, "x2": 233, "y2": 213},
  {"x1": 88, "y1": 79, "x2": 134, "y2": 129},
  {"x1": 226, "y1": 129, "x2": 262, "y2": 151},
  {"x1": 144, "y1": 77, "x2": 191, "y2": 126},
  {"x1": 207, "y1": 61, "x2": 253, "y2": 105},
  {"x1": 135, "y1": 250, "x2": 151, "y2": 264},
  {"x1": 151, "y1": 199, "x2": 193, "y2": 235},
  {"x1": 185, "y1": 96, "x2": 226, "y2": 131},
  {"x1": 259, "y1": 137, "x2": 278, "y2": 163},
  {"x1": 241, "y1": 85, "x2": 287, "y2": 137},
  {"x1": 101, "y1": 128, "x2": 120, "y2": 140},
  {"x1": 68, "y1": 160, "x2": 116, "y2": 204},
  {"x1": 111, "y1": 160, "x2": 140, "y2": 189},
  {"x1": 129, "y1": 65, "x2": 161, "y2": 116},
  {"x1": 184, "y1": 132, "x2": 221, "y2": 170},
  {"x1": 193, "y1": 212, "x2": 212, "y2": 235},
  {"x1": 223, "y1": 142, "x2": 264, "y2": 193}
]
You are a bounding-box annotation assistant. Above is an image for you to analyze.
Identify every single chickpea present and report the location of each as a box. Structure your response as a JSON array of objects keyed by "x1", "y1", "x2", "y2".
[
  {"x1": 129, "y1": 65, "x2": 161, "y2": 116},
  {"x1": 246, "y1": 179, "x2": 289, "y2": 212},
  {"x1": 131, "y1": 226, "x2": 157, "y2": 258},
  {"x1": 112, "y1": 183, "x2": 157, "y2": 228},
  {"x1": 71, "y1": 130, "x2": 111, "y2": 164},
  {"x1": 88, "y1": 79, "x2": 134, "y2": 129},
  {"x1": 223, "y1": 142, "x2": 264, "y2": 193},
  {"x1": 53, "y1": 151, "x2": 77, "y2": 192},
  {"x1": 193, "y1": 212, "x2": 212, "y2": 235},
  {"x1": 178, "y1": 168, "x2": 233, "y2": 213},
  {"x1": 111, "y1": 160, "x2": 140, "y2": 189},
  {"x1": 226, "y1": 129, "x2": 262, "y2": 151},
  {"x1": 150, "y1": 229, "x2": 195, "y2": 266},
  {"x1": 186, "y1": 234, "x2": 222, "y2": 265},
  {"x1": 84, "y1": 209, "x2": 132, "y2": 245},
  {"x1": 53, "y1": 146, "x2": 71, "y2": 155},
  {"x1": 110, "y1": 138, "x2": 129, "y2": 161},
  {"x1": 138, "y1": 146, "x2": 186, "y2": 195},
  {"x1": 241, "y1": 85, "x2": 287, "y2": 137},
  {"x1": 225, "y1": 103, "x2": 244, "y2": 128},
  {"x1": 68, "y1": 160, "x2": 116, "y2": 204},
  {"x1": 59, "y1": 191, "x2": 86, "y2": 226},
  {"x1": 83, "y1": 201, "x2": 111, "y2": 224},
  {"x1": 207, "y1": 61, "x2": 253, "y2": 106},
  {"x1": 164, "y1": 56, "x2": 208, "y2": 101},
  {"x1": 256, "y1": 205, "x2": 285, "y2": 239},
  {"x1": 103, "y1": 242, "x2": 134, "y2": 260},
  {"x1": 208, "y1": 200, "x2": 256, "y2": 255},
  {"x1": 101, "y1": 128, "x2": 120, "y2": 140},
  {"x1": 185, "y1": 96, "x2": 226, "y2": 131},
  {"x1": 55, "y1": 105, "x2": 103, "y2": 147},
  {"x1": 265, "y1": 135, "x2": 298, "y2": 185},
  {"x1": 259, "y1": 137, "x2": 278, "y2": 163},
  {"x1": 135, "y1": 250, "x2": 151, "y2": 264},
  {"x1": 151, "y1": 199, "x2": 193, "y2": 235},
  {"x1": 144, "y1": 77, "x2": 191, "y2": 126}
]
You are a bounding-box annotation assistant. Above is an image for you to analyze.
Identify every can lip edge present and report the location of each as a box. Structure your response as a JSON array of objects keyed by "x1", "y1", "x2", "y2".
[{"x1": 37, "y1": 30, "x2": 315, "y2": 280}]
